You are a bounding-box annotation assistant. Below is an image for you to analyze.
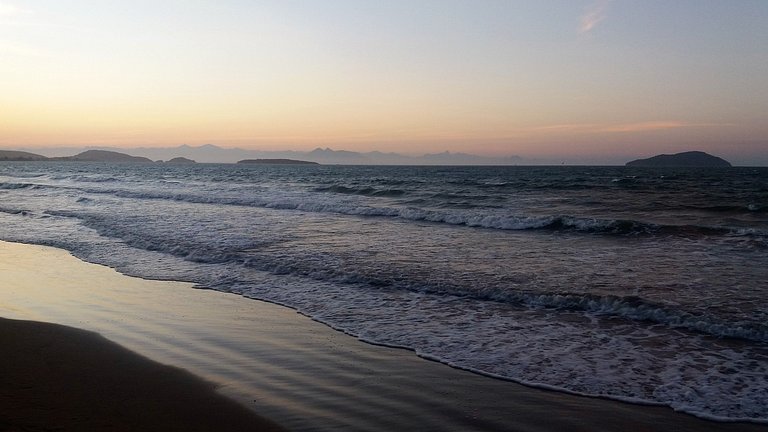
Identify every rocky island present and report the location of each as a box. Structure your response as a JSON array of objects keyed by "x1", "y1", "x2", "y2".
[{"x1": 626, "y1": 151, "x2": 732, "y2": 167}]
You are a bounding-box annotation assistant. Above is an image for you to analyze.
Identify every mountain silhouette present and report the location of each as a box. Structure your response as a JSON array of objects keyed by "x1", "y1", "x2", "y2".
[{"x1": 626, "y1": 151, "x2": 731, "y2": 167}]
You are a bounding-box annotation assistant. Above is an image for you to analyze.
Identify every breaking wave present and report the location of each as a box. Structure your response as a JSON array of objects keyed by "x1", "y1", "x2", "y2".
[
  {"x1": 46, "y1": 185, "x2": 763, "y2": 242},
  {"x1": 35, "y1": 208, "x2": 768, "y2": 343}
]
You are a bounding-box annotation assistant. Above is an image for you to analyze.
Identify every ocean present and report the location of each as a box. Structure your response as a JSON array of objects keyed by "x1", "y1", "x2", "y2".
[{"x1": 0, "y1": 162, "x2": 766, "y2": 423}]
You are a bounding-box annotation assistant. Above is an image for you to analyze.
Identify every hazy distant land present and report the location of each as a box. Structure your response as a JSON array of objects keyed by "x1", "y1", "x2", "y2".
[
  {"x1": 238, "y1": 158, "x2": 319, "y2": 165},
  {"x1": 0, "y1": 146, "x2": 739, "y2": 166},
  {"x1": 0, "y1": 149, "x2": 153, "y2": 163},
  {"x1": 3, "y1": 145, "x2": 525, "y2": 165}
]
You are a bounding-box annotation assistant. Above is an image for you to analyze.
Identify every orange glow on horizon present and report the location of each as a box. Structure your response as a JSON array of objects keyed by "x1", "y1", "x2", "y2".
[{"x1": 0, "y1": 1, "x2": 766, "y2": 163}]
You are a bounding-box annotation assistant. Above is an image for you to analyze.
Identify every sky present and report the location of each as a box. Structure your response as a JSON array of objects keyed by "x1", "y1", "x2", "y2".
[{"x1": 1, "y1": 0, "x2": 767, "y2": 164}]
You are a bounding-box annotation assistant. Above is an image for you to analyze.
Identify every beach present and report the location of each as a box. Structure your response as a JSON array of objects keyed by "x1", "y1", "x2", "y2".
[
  {"x1": 0, "y1": 317, "x2": 283, "y2": 432},
  {"x1": 0, "y1": 239, "x2": 764, "y2": 431},
  {"x1": 3, "y1": 0, "x2": 767, "y2": 428}
]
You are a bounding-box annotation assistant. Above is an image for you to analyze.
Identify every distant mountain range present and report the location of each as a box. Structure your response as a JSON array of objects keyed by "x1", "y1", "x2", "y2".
[
  {"x1": 238, "y1": 159, "x2": 319, "y2": 165},
  {"x1": 1, "y1": 145, "x2": 743, "y2": 167},
  {"x1": 6, "y1": 144, "x2": 523, "y2": 165}
]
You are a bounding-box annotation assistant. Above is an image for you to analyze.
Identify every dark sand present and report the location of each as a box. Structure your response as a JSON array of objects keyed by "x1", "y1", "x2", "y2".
[
  {"x1": 1, "y1": 240, "x2": 766, "y2": 431},
  {"x1": 0, "y1": 317, "x2": 284, "y2": 432}
]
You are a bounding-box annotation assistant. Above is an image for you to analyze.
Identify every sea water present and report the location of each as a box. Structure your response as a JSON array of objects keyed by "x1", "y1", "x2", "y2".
[{"x1": 0, "y1": 162, "x2": 766, "y2": 422}]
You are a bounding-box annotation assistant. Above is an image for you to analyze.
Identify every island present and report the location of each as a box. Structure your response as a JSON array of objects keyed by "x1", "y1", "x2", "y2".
[
  {"x1": 625, "y1": 151, "x2": 731, "y2": 167},
  {"x1": 1, "y1": 150, "x2": 317, "y2": 165},
  {"x1": 237, "y1": 158, "x2": 319, "y2": 165},
  {"x1": 0, "y1": 150, "x2": 48, "y2": 161},
  {"x1": 55, "y1": 150, "x2": 153, "y2": 163},
  {"x1": 166, "y1": 157, "x2": 197, "y2": 164}
]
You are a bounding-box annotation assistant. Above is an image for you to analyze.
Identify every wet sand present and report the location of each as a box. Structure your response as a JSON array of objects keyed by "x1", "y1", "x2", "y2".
[
  {"x1": 0, "y1": 240, "x2": 765, "y2": 431},
  {"x1": 0, "y1": 317, "x2": 283, "y2": 431}
]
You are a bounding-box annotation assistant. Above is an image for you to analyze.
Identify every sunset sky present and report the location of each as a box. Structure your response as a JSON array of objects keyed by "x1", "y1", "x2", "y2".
[{"x1": 1, "y1": 1, "x2": 767, "y2": 164}]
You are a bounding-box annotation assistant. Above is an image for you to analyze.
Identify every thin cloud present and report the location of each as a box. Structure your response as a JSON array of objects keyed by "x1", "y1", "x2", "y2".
[
  {"x1": 597, "y1": 121, "x2": 733, "y2": 133},
  {"x1": 519, "y1": 121, "x2": 731, "y2": 135},
  {"x1": 579, "y1": 0, "x2": 611, "y2": 34},
  {"x1": 598, "y1": 121, "x2": 688, "y2": 133}
]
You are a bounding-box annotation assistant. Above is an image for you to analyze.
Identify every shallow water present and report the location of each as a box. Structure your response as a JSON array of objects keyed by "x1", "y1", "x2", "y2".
[
  {"x1": 1, "y1": 240, "x2": 763, "y2": 432},
  {"x1": 0, "y1": 162, "x2": 766, "y2": 422}
]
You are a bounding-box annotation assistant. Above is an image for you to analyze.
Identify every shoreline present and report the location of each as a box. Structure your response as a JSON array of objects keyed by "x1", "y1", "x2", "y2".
[{"x1": 0, "y1": 239, "x2": 765, "y2": 431}]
